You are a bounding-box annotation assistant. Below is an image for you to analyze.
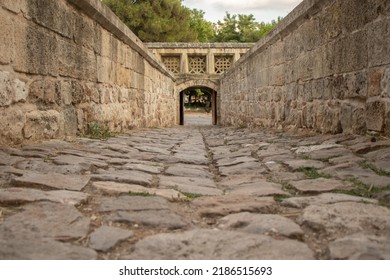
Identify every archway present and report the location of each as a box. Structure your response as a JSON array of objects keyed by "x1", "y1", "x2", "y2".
[{"x1": 176, "y1": 80, "x2": 219, "y2": 126}]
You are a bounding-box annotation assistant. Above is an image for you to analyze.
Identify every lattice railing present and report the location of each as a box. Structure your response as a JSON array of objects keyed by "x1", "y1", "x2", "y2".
[
  {"x1": 214, "y1": 55, "x2": 233, "y2": 74},
  {"x1": 162, "y1": 56, "x2": 180, "y2": 74},
  {"x1": 188, "y1": 56, "x2": 206, "y2": 74}
]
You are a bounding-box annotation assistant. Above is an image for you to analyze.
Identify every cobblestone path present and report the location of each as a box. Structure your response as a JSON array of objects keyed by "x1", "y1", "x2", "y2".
[{"x1": 1, "y1": 126, "x2": 390, "y2": 260}]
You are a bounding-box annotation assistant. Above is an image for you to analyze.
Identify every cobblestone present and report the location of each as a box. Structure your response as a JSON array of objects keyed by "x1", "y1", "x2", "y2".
[{"x1": 0, "y1": 126, "x2": 390, "y2": 259}]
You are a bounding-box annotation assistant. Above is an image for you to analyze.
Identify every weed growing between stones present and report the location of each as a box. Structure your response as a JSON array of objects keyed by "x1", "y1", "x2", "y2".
[
  {"x1": 274, "y1": 194, "x2": 291, "y2": 203},
  {"x1": 128, "y1": 191, "x2": 154, "y2": 197},
  {"x1": 359, "y1": 161, "x2": 390, "y2": 177},
  {"x1": 335, "y1": 178, "x2": 390, "y2": 199},
  {"x1": 295, "y1": 167, "x2": 331, "y2": 179},
  {"x1": 85, "y1": 122, "x2": 115, "y2": 140},
  {"x1": 182, "y1": 192, "x2": 203, "y2": 199}
]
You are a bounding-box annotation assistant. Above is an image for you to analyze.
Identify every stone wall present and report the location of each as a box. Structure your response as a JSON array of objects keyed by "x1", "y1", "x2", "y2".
[
  {"x1": 0, "y1": 0, "x2": 176, "y2": 145},
  {"x1": 220, "y1": 0, "x2": 390, "y2": 135}
]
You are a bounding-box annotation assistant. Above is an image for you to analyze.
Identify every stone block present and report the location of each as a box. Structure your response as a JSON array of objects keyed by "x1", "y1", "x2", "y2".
[
  {"x1": 26, "y1": 0, "x2": 74, "y2": 39},
  {"x1": 332, "y1": 30, "x2": 367, "y2": 74},
  {"x1": 341, "y1": 102, "x2": 366, "y2": 134},
  {"x1": 0, "y1": 0, "x2": 27, "y2": 14},
  {"x1": 0, "y1": 106, "x2": 25, "y2": 144},
  {"x1": 14, "y1": 22, "x2": 58, "y2": 76},
  {"x1": 368, "y1": 17, "x2": 390, "y2": 67},
  {"x1": 29, "y1": 80, "x2": 56, "y2": 104},
  {"x1": 62, "y1": 106, "x2": 78, "y2": 136},
  {"x1": 58, "y1": 39, "x2": 96, "y2": 81},
  {"x1": 73, "y1": 14, "x2": 97, "y2": 51},
  {"x1": 381, "y1": 68, "x2": 390, "y2": 98},
  {"x1": 23, "y1": 110, "x2": 62, "y2": 140},
  {"x1": 366, "y1": 100, "x2": 386, "y2": 132},
  {"x1": 0, "y1": 9, "x2": 13, "y2": 65},
  {"x1": 0, "y1": 71, "x2": 28, "y2": 107},
  {"x1": 368, "y1": 68, "x2": 384, "y2": 97}
]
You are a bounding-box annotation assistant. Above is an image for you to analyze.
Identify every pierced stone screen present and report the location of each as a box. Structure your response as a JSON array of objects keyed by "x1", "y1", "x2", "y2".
[
  {"x1": 162, "y1": 56, "x2": 180, "y2": 74},
  {"x1": 188, "y1": 56, "x2": 206, "y2": 74},
  {"x1": 214, "y1": 55, "x2": 233, "y2": 74}
]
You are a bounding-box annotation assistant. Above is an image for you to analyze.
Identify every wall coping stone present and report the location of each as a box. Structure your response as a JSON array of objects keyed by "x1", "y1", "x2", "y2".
[{"x1": 146, "y1": 43, "x2": 255, "y2": 49}]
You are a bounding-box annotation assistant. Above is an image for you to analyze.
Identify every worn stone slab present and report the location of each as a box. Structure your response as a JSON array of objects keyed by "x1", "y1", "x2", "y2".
[
  {"x1": 93, "y1": 181, "x2": 186, "y2": 201},
  {"x1": 0, "y1": 152, "x2": 24, "y2": 166},
  {"x1": 0, "y1": 238, "x2": 97, "y2": 260},
  {"x1": 159, "y1": 175, "x2": 222, "y2": 196},
  {"x1": 122, "y1": 229, "x2": 314, "y2": 260},
  {"x1": 16, "y1": 159, "x2": 86, "y2": 174},
  {"x1": 165, "y1": 164, "x2": 211, "y2": 178},
  {"x1": 91, "y1": 169, "x2": 153, "y2": 186},
  {"x1": 218, "y1": 212, "x2": 303, "y2": 239},
  {"x1": 107, "y1": 210, "x2": 188, "y2": 229},
  {"x1": 293, "y1": 144, "x2": 343, "y2": 154},
  {"x1": 281, "y1": 193, "x2": 378, "y2": 208},
  {"x1": 0, "y1": 188, "x2": 89, "y2": 206},
  {"x1": 219, "y1": 174, "x2": 266, "y2": 188},
  {"x1": 305, "y1": 147, "x2": 352, "y2": 161},
  {"x1": 172, "y1": 153, "x2": 208, "y2": 165},
  {"x1": 219, "y1": 161, "x2": 267, "y2": 176},
  {"x1": 0, "y1": 201, "x2": 90, "y2": 241},
  {"x1": 328, "y1": 155, "x2": 364, "y2": 165},
  {"x1": 284, "y1": 159, "x2": 326, "y2": 171},
  {"x1": 11, "y1": 172, "x2": 90, "y2": 191},
  {"x1": 227, "y1": 181, "x2": 288, "y2": 197},
  {"x1": 119, "y1": 163, "x2": 163, "y2": 174},
  {"x1": 290, "y1": 178, "x2": 352, "y2": 193},
  {"x1": 53, "y1": 154, "x2": 108, "y2": 169},
  {"x1": 216, "y1": 156, "x2": 257, "y2": 167},
  {"x1": 321, "y1": 163, "x2": 390, "y2": 187},
  {"x1": 88, "y1": 226, "x2": 133, "y2": 252},
  {"x1": 329, "y1": 234, "x2": 390, "y2": 260},
  {"x1": 192, "y1": 195, "x2": 277, "y2": 217},
  {"x1": 297, "y1": 202, "x2": 390, "y2": 238},
  {"x1": 98, "y1": 196, "x2": 170, "y2": 212}
]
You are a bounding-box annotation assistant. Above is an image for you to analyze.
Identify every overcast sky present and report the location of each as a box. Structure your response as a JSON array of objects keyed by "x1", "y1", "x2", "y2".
[{"x1": 182, "y1": 0, "x2": 302, "y2": 23}]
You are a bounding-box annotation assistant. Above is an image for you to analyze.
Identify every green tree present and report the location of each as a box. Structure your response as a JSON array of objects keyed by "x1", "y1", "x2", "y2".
[
  {"x1": 103, "y1": 0, "x2": 197, "y2": 42},
  {"x1": 188, "y1": 9, "x2": 215, "y2": 42},
  {"x1": 214, "y1": 12, "x2": 240, "y2": 42}
]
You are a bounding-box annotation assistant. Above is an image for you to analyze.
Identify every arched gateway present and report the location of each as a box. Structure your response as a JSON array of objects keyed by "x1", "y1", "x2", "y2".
[{"x1": 146, "y1": 43, "x2": 253, "y2": 125}]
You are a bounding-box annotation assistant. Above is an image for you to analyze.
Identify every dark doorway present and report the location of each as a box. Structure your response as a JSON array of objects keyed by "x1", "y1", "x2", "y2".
[{"x1": 179, "y1": 87, "x2": 217, "y2": 126}]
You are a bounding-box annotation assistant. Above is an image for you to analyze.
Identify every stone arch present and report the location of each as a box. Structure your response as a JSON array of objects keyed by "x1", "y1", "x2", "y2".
[{"x1": 176, "y1": 79, "x2": 219, "y2": 126}]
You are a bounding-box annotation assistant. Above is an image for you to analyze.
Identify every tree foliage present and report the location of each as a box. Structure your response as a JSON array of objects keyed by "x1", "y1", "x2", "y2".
[
  {"x1": 214, "y1": 12, "x2": 282, "y2": 43},
  {"x1": 103, "y1": 0, "x2": 281, "y2": 43}
]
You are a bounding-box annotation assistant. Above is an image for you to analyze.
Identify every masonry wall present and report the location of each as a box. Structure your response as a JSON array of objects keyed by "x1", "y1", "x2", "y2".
[
  {"x1": 0, "y1": 0, "x2": 176, "y2": 145},
  {"x1": 220, "y1": 0, "x2": 390, "y2": 135}
]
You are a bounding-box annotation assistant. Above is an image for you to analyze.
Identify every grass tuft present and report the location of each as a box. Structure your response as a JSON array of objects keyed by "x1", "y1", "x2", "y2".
[
  {"x1": 85, "y1": 122, "x2": 115, "y2": 140},
  {"x1": 295, "y1": 167, "x2": 331, "y2": 179}
]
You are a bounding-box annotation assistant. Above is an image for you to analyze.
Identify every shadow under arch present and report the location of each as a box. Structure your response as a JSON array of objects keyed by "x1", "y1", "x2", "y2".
[{"x1": 176, "y1": 80, "x2": 219, "y2": 126}]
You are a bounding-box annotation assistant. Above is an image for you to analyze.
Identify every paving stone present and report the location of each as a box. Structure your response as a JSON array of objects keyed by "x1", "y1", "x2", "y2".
[
  {"x1": 290, "y1": 178, "x2": 352, "y2": 193},
  {"x1": 53, "y1": 154, "x2": 108, "y2": 169},
  {"x1": 123, "y1": 229, "x2": 314, "y2": 260},
  {"x1": 321, "y1": 163, "x2": 390, "y2": 187},
  {"x1": 284, "y1": 159, "x2": 326, "y2": 170},
  {"x1": 328, "y1": 155, "x2": 364, "y2": 165},
  {"x1": 93, "y1": 181, "x2": 186, "y2": 201},
  {"x1": 227, "y1": 181, "x2": 288, "y2": 197},
  {"x1": 297, "y1": 202, "x2": 390, "y2": 238},
  {"x1": 349, "y1": 141, "x2": 390, "y2": 154},
  {"x1": 91, "y1": 169, "x2": 153, "y2": 186},
  {"x1": 219, "y1": 161, "x2": 267, "y2": 176},
  {"x1": 216, "y1": 156, "x2": 256, "y2": 167},
  {"x1": 165, "y1": 164, "x2": 211, "y2": 178},
  {"x1": 269, "y1": 171, "x2": 305, "y2": 182},
  {"x1": 88, "y1": 226, "x2": 133, "y2": 252},
  {"x1": 218, "y1": 212, "x2": 304, "y2": 239},
  {"x1": 119, "y1": 163, "x2": 163, "y2": 174},
  {"x1": 304, "y1": 147, "x2": 352, "y2": 161},
  {"x1": 159, "y1": 175, "x2": 222, "y2": 196},
  {"x1": 281, "y1": 193, "x2": 378, "y2": 208},
  {"x1": 0, "y1": 201, "x2": 90, "y2": 241},
  {"x1": 106, "y1": 210, "x2": 188, "y2": 229},
  {"x1": 212, "y1": 150, "x2": 252, "y2": 160},
  {"x1": 0, "y1": 188, "x2": 90, "y2": 206},
  {"x1": 257, "y1": 146, "x2": 291, "y2": 159},
  {"x1": 0, "y1": 152, "x2": 24, "y2": 166},
  {"x1": 0, "y1": 237, "x2": 97, "y2": 260},
  {"x1": 98, "y1": 196, "x2": 170, "y2": 212},
  {"x1": 11, "y1": 171, "x2": 90, "y2": 191},
  {"x1": 329, "y1": 234, "x2": 390, "y2": 260},
  {"x1": 219, "y1": 174, "x2": 266, "y2": 188},
  {"x1": 172, "y1": 153, "x2": 208, "y2": 165},
  {"x1": 293, "y1": 144, "x2": 344, "y2": 154},
  {"x1": 15, "y1": 159, "x2": 86, "y2": 174},
  {"x1": 192, "y1": 195, "x2": 277, "y2": 217}
]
